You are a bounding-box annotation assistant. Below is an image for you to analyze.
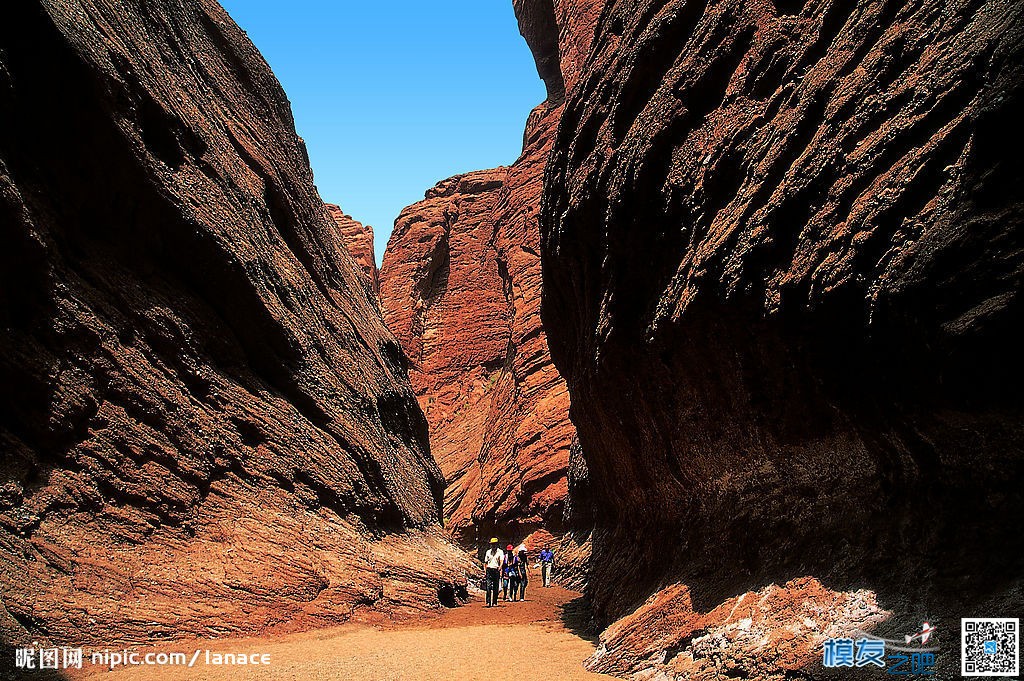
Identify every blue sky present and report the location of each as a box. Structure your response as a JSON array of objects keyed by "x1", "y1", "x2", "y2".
[{"x1": 219, "y1": 1, "x2": 546, "y2": 265}]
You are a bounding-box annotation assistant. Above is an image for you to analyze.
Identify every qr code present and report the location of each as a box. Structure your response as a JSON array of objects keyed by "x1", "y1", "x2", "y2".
[{"x1": 963, "y1": 618, "x2": 1019, "y2": 676}]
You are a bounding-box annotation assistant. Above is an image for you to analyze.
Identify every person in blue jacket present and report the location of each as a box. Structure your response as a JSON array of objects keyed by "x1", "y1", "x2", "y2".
[{"x1": 539, "y1": 546, "x2": 555, "y2": 587}]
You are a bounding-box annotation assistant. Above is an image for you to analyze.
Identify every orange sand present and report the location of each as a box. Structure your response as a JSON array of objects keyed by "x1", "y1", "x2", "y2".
[{"x1": 73, "y1": 586, "x2": 608, "y2": 680}]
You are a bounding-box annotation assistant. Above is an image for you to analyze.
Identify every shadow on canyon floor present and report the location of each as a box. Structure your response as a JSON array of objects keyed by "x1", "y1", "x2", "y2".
[{"x1": 559, "y1": 595, "x2": 599, "y2": 644}]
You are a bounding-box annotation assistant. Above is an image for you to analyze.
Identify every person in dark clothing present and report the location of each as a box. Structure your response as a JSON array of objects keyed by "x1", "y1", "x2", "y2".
[
  {"x1": 516, "y1": 543, "x2": 529, "y2": 601},
  {"x1": 539, "y1": 546, "x2": 555, "y2": 587},
  {"x1": 484, "y1": 538, "x2": 503, "y2": 607},
  {"x1": 502, "y1": 544, "x2": 520, "y2": 601}
]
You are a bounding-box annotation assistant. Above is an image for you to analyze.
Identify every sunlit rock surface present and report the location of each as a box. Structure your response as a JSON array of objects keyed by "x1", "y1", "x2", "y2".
[{"x1": 326, "y1": 203, "x2": 379, "y2": 299}]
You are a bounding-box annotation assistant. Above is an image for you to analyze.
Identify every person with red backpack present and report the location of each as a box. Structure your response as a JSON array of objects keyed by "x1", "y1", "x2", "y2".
[{"x1": 502, "y1": 544, "x2": 520, "y2": 601}]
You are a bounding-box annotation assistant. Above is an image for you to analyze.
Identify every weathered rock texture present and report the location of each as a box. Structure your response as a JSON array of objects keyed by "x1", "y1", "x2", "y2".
[
  {"x1": 590, "y1": 578, "x2": 889, "y2": 680},
  {"x1": 541, "y1": 0, "x2": 1024, "y2": 677},
  {"x1": 381, "y1": 170, "x2": 523, "y2": 543},
  {"x1": 380, "y1": 164, "x2": 578, "y2": 546},
  {"x1": 326, "y1": 203, "x2": 379, "y2": 299},
  {"x1": 379, "y1": 0, "x2": 602, "y2": 548},
  {"x1": 0, "y1": 0, "x2": 470, "y2": 647}
]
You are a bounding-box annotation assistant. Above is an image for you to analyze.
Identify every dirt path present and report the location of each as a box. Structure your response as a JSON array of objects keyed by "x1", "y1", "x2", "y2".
[{"x1": 76, "y1": 586, "x2": 609, "y2": 680}]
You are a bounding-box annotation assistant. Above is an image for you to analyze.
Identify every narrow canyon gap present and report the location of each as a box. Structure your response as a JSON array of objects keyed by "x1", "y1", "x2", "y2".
[
  {"x1": 378, "y1": 0, "x2": 603, "y2": 575},
  {"x1": 1, "y1": 1, "x2": 1021, "y2": 679}
]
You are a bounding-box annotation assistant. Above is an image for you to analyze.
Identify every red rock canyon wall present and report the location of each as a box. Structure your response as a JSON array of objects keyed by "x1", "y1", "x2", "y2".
[
  {"x1": 540, "y1": 0, "x2": 1024, "y2": 677},
  {"x1": 0, "y1": 0, "x2": 470, "y2": 647},
  {"x1": 326, "y1": 203, "x2": 380, "y2": 299}
]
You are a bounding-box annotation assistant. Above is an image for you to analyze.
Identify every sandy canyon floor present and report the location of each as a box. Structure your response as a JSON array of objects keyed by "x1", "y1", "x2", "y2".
[{"x1": 63, "y1": 585, "x2": 607, "y2": 681}]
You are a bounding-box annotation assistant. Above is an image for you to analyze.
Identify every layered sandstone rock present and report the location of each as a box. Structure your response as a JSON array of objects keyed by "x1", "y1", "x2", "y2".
[
  {"x1": 379, "y1": 1, "x2": 601, "y2": 548},
  {"x1": 326, "y1": 203, "x2": 379, "y2": 299},
  {"x1": 0, "y1": 0, "x2": 470, "y2": 646},
  {"x1": 380, "y1": 163, "x2": 577, "y2": 546},
  {"x1": 541, "y1": 0, "x2": 1024, "y2": 677},
  {"x1": 380, "y1": 169, "x2": 513, "y2": 543}
]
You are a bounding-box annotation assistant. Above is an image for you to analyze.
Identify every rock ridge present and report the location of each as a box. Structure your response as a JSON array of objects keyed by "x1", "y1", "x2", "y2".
[{"x1": 379, "y1": 0, "x2": 603, "y2": 548}]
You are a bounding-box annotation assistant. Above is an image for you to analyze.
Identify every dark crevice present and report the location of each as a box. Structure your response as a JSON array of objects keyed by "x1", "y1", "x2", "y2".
[
  {"x1": 731, "y1": 86, "x2": 833, "y2": 285},
  {"x1": 136, "y1": 91, "x2": 186, "y2": 169},
  {"x1": 677, "y1": 25, "x2": 755, "y2": 130},
  {"x1": 830, "y1": 0, "x2": 903, "y2": 84},
  {"x1": 790, "y1": 0, "x2": 860, "y2": 78},
  {"x1": 264, "y1": 180, "x2": 335, "y2": 302},
  {"x1": 747, "y1": 38, "x2": 793, "y2": 101},
  {"x1": 772, "y1": 0, "x2": 807, "y2": 15}
]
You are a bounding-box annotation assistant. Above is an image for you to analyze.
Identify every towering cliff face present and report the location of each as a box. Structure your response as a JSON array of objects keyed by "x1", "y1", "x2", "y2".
[
  {"x1": 541, "y1": 0, "x2": 1024, "y2": 677},
  {"x1": 379, "y1": 0, "x2": 601, "y2": 548},
  {"x1": 379, "y1": 170, "x2": 516, "y2": 542},
  {"x1": 379, "y1": 162, "x2": 577, "y2": 546},
  {"x1": 326, "y1": 203, "x2": 379, "y2": 299},
  {"x1": 0, "y1": 0, "x2": 470, "y2": 646}
]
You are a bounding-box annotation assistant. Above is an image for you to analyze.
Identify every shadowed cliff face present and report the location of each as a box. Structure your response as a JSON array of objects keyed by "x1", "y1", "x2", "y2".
[
  {"x1": 379, "y1": 0, "x2": 602, "y2": 549},
  {"x1": 0, "y1": 0, "x2": 470, "y2": 645},
  {"x1": 514, "y1": 0, "x2": 567, "y2": 104},
  {"x1": 541, "y1": 0, "x2": 1024, "y2": 677}
]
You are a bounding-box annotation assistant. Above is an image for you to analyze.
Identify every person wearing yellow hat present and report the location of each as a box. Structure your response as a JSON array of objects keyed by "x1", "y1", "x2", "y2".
[{"x1": 483, "y1": 538, "x2": 503, "y2": 607}]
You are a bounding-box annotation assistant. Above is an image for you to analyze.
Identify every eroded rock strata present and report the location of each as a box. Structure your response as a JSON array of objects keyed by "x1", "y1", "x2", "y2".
[
  {"x1": 0, "y1": 0, "x2": 469, "y2": 646},
  {"x1": 379, "y1": 0, "x2": 602, "y2": 547},
  {"x1": 540, "y1": 0, "x2": 1024, "y2": 677},
  {"x1": 326, "y1": 203, "x2": 379, "y2": 299},
  {"x1": 380, "y1": 164, "x2": 577, "y2": 546},
  {"x1": 380, "y1": 169, "x2": 514, "y2": 542}
]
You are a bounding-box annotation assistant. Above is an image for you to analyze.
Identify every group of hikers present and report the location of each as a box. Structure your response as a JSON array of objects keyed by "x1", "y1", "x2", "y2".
[{"x1": 481, "y1": 537, "x2": 556, "y2": 607}]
